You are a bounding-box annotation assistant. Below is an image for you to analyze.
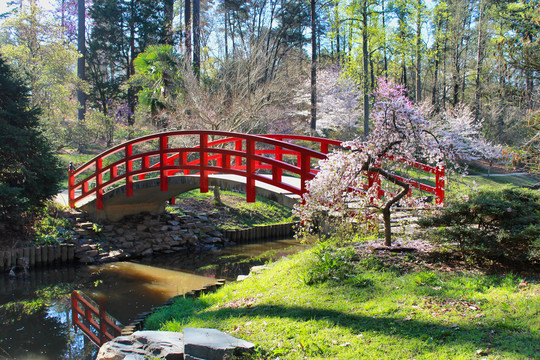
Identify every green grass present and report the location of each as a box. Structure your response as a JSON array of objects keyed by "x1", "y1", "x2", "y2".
[
  {"x1": 145, "y1": 246, "x2": 539, "y2": 359},
  {"x1": 175, "y1": 189, "x2": 294, "y2": 229}
]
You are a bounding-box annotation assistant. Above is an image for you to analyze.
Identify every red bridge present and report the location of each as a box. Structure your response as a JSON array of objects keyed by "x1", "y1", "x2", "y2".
[{"x1": 68, "y1": 131, "x2": 444, "y2": 220}]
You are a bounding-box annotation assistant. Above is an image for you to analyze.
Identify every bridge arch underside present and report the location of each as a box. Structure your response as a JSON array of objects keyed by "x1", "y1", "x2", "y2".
[{"x1": 81, "y1": 175, "x2": 301, "y2": 222}]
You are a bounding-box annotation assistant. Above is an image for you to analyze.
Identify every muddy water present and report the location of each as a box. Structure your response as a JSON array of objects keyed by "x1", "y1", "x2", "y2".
[{"x1": 0, "y1": 238, "x2": 305, "y2": 360}]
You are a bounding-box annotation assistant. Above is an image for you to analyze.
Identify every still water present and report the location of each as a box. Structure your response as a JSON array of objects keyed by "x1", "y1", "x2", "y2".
[{"x1": 0, "y1": 238, "x2": 305, "y2": 360}]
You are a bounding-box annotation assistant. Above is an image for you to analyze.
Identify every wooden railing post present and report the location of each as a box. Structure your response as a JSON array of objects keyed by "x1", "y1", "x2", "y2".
[
  {"x1": 125, "y1": 144, "x2": 133, "y2": 197},
  {"x1": 435, "y1": 164, "x2": 445, "y2": 205},
  {"x1": 321, "y1": 142, "x2": 329, "y2": 154},
  {"x1": 96, "y1": 159, "x2": 103, "y2": 209},
  {"x1": 99, "y1": 298, "x2": 107, "y2": 345},
  {"x1": 273, "y1": 144, "x2": 283, "y2": 183},
  {"x1": 68, "y1": 170, "x2": 75, "y2": 208},
  {"x1": 200, "y1": 134, "x2": 209, "y2": 193},
  {"x1": 300, "y1": 153, "x2": 310, "y2": 194},
  {"x1": 235, "y1": 139, "x2": 243, "y2": 169},
  {"x1": 71, "y1": 291, "x2": 78, "y2": 326},
  {"x1": 246, "y1": 139, "x2": 255, "y2": 202},
  {"x1": 160, "y1": 135, "x2": 168, "y2": 192}
]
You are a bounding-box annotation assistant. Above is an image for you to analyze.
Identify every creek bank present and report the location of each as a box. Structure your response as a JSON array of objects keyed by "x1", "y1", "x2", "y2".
[{"x1": 0, "y1": 209, "x2": 297, "y2": 272}]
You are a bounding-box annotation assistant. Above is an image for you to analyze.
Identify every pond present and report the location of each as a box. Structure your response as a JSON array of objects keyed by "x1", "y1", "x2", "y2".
[{"x1": 0, "y1": 238, "x2": 306, "y2": 360}]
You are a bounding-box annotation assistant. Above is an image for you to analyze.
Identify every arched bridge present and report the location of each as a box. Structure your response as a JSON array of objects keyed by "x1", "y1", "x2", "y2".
[{"x1": 68, "y1": 131, "x2": 445, "y2": 221}]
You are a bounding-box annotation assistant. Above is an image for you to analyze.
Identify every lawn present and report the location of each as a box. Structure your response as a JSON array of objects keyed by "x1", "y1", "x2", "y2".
[{"x1": 145, "y1": 241, "x2": 539, "y2": 359}]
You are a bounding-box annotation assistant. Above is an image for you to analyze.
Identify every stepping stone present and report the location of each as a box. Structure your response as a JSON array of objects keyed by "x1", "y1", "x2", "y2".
[
  {"x1": 97, "y1": 331, "x2": 184, "y2": 360},
  {"x1": 184, "y1": 328, "x2": 255, "y2": 360}
]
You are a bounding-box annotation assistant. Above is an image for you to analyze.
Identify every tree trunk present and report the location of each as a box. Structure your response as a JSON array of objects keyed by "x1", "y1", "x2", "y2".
[
  {"x1": 185, "y1": 0, "x2": 191, "y2": 61},
  {"x1": 310, "y1": 0, "x2": 317, "y2": 133},
  {"x1": 193, "y1": 0, "x2": 200, "y2": 79},
  {"x1": 224, "y1": 8, "x2": 228, "y2": 60},
  {"x1": 474, "y1": 0, "x2": 485, "y2": 123},
  {"x1": 368, "y1": 166, "x2": 410, "y2": 247},
  {"x1": 164, "y1": 0, "x2": 174, "y2": 45},
  {"x1": 415, "y1": 0, "x2": 422, "y2": 103},
  {"x1": 127, "y1": 0, "x2": 136, "y2": 133},
  {"x1": 77, "y1": 0, "x2": 86, "y2": 124},
  {"x1": 362, "y1": 1, "x2": 369, "y2": 136},
  {"x1": 382, "y1": 0, "x2": 388, "y2": 76}
]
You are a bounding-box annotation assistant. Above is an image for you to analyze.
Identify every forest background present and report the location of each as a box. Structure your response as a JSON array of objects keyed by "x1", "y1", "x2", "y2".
[{"x1": 0, "y1": 0, "x2": 538, "y2": 170}]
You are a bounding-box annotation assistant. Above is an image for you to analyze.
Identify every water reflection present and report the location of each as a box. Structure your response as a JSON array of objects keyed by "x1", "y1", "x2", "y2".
[{"x1": 0, "y1": 238, "x2": 305, "y2": 359}]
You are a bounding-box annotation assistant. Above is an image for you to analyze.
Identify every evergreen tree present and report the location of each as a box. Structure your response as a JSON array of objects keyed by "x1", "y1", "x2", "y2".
[{"x1": 0, "y1": 56, "x2": 62, "y2": 228}]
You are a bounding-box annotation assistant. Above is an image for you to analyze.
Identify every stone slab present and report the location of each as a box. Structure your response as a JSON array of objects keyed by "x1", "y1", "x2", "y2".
[
  {"x1": 183, "y1": 328, "x2": 254, "y2": 360},
  {"x1": 97, "y1": 331, "x2": 184, "y2": 360}
]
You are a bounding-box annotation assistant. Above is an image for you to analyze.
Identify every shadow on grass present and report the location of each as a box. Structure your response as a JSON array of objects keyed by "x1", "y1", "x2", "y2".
[{"x1": 190, "y1": 303, "x2": 538, "y2": 357}]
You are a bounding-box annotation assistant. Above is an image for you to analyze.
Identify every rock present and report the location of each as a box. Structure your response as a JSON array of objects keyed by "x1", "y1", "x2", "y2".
[
  {"x1": 183, "y1": 328, "x2": 254, "y2": 360},
  {"x1": 236, "y1": 275, "x2": 250, "y2": 281},
  {"x1": 97, "y1": 331, "x2": 184, "y2": 360},
  {"x1": 78, "y1": 256, "x2": 95, "y2": 264},
  {"x1": 249, "y1": 265, "x2": 268, "y2": 275},
  {"x1": 85, "y1": 250, "x2": 99, "y2": 257},
  {"x1": 168, "y1": 220, "x2": 180, "y2": 226},
  {"x1": 141, "y1": 248, "x2": 153, "y2": 256},
  {"x1": 136, "y1": 225, "x2": 148, "y2": 232}
]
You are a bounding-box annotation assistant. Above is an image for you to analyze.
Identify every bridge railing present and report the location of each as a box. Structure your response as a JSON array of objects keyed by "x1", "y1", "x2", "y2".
[
  {"x1": 71, "y1": 290, "x2": 122, "y2": 347},
  {"x1": 68, "y1": 131, "x2": 444, "y2": 210},
  {"x1": 69, "y1": 131, "x2": 335, "y2": 209}
]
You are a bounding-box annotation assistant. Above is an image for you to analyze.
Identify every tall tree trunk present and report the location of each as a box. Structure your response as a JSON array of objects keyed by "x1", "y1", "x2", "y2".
[
  {"x1": 310, "y1": 0, "x2": 317, "y2": 133},
  {"x1": 164, "y1": 0, "x2": 174, "y2": 45},
  {"x1": 382, "y1": 0, "x2": 388, "y2": 76},
  {"x1": 193, "y1": 0, "x2": 200, "y2": 79},
  {"x1": 415, "y1": 0, "x2": 422, "y2": 103},
  {"x1": 185, "y1": 0, "x2": 191, "y2": 61},
  {"x1": 474, "y1": 0, "x2": 485, "y2": 123},
  {"x1": 127, "y1": 0, "x2": 136, "y2": 133},
  {"x1": 224, "y1": 8, "x2": 228, "y2": 60},
  {"x1": 362, "y1": 1, "x2": 369, "y2": 136},
  {"x1": 77, "y1": 0, "x2": 86, "y2": 124}
]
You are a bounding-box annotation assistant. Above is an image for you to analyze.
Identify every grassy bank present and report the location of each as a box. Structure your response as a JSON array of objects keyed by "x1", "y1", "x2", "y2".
[
  {"x1": 170, "y1": 189, "x2": 294, "y2": 230},
  {"x1": 145, "y1": 242, "x2": 539, "y2": 359}
]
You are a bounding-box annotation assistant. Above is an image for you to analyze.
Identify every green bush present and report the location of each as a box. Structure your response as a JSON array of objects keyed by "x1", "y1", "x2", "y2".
[
  {"x1": 418, "y1": 188, "x2": 540, "y2": 263},
  {"x1": 0, "y1": 56, "x2": 63, "y2": 229}
]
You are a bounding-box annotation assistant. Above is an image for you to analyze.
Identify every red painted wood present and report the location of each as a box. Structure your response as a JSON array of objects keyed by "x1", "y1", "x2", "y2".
[
  {"x1": 126, "y1": 145, "x2": 133, "y2": 197},
  {"x1": 96, "y1": 159, "x2": 103, "y2": 210},
  {"x1": 160, "y1": 135, "x2": 168, "y2": 191},
  {"x1": 200, "y1": 134, "x2": 208, "y2": 193},
  {"x1": 246, "y1": 139, "x2": 256, "y2": 202},
  {"x1": 68, "y1": 131, "x2": 445, "y2": 210},
  {"x1": 71, "y1": 291, "x2": 121, "y2": 347}
]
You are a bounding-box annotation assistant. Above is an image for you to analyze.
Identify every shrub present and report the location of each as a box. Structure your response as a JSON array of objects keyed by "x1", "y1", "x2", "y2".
[
  {"x1": 0, "y1": 56, "x2": 63, "y2": 229},
  {"x1": 418, "y1": 188, "x2": 540, "y2": 263}
]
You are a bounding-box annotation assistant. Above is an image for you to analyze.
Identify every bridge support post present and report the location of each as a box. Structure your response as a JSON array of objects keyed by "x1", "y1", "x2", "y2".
[
  {"x1": 246, "y1": 139, "x2": 255, "y2": 202},
  {"x1": 300, "y1": 153, "x2": 310, "y2": 194},
  {"x1": 126, "y1": 144, "x2": 133, "y2": 197},
  {"x1": 235, "y1": 139, "x2": 243, "y2": 169},
  {"x1": 96, "y1": 159, "x2": 103, "y2": 209},
  {"x1": 68, "y1": 170, "x2": 75, "y2": 208},
  {"x1": 160, "y1": 136, "x2": 168, "y2": 192},
  {"x1": 273, "y1": 145, "x2": 283, "y2": 183},
  {"x1": 200, "y1": 134, "x2": 208, "y2": 193},
  {"x1": 435, "y1": 164, "x2": 445, "y2": 205}
]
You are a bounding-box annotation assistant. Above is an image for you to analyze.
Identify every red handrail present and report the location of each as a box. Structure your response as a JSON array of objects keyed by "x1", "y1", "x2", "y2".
[
  {"x1": 68, "y1": 131, "x2": 444, "y2": 209},
  {"x1": 71, "y1": 291, "x2": 122, "y2": 347}
]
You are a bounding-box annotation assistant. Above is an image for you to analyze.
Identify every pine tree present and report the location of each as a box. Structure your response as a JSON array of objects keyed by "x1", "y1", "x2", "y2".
[{"x1": 0, "y1": 57, "x2": 62, "y2": 228}]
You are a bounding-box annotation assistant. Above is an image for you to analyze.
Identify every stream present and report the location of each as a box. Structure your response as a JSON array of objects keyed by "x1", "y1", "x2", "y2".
[{"x1": 0, "y1": 238, "x2": 306, "y2": 360}]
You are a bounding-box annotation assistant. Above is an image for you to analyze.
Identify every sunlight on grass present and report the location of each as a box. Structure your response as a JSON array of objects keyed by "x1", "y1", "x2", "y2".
[{"x1": 145, "y1": 248, "x2": 539, "y2": 359}]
